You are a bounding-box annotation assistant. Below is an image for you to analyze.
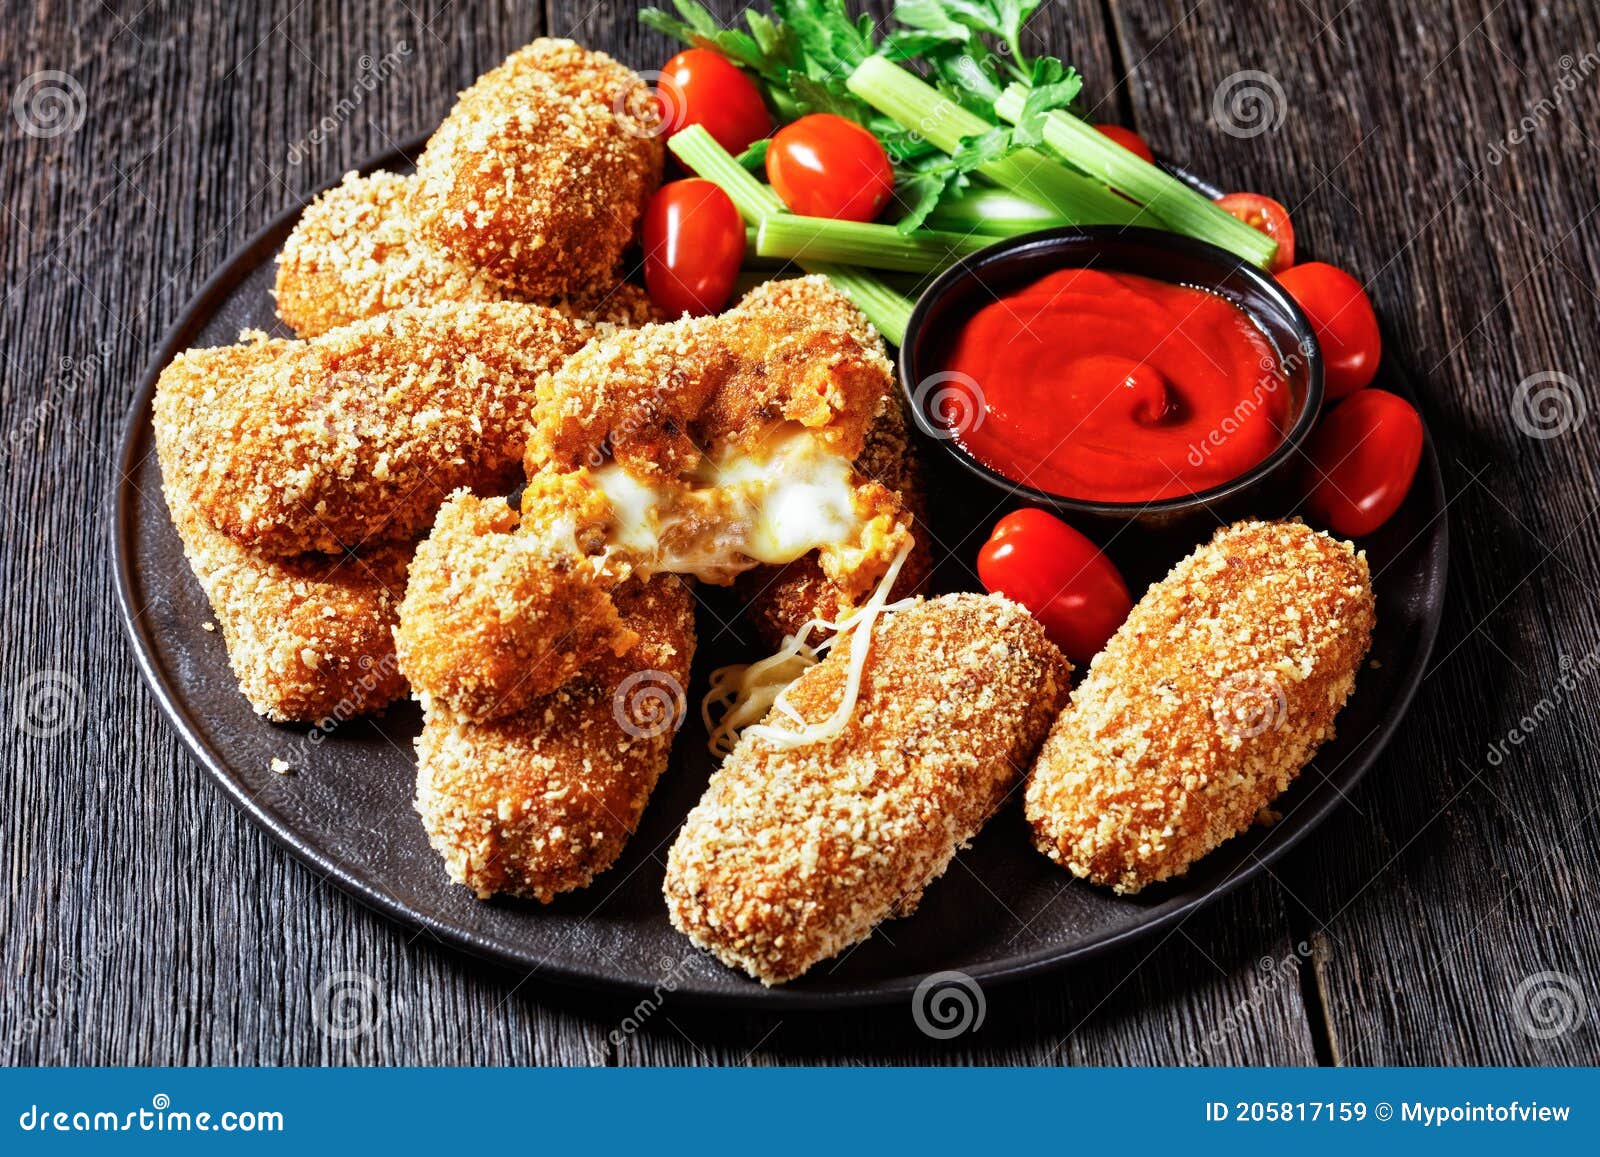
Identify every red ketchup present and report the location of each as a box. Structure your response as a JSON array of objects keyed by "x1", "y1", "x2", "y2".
[{"x1": 940, "y1": 268, "x2": 1290, "y2": 503}]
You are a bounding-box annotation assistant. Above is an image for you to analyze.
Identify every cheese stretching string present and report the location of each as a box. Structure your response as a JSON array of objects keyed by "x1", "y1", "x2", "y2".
[{"x1": 701, "y1": 539, "x2": 916, "y2": 757}]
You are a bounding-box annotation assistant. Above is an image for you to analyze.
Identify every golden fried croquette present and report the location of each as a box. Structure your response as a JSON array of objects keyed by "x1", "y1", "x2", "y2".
[
  {"x1": 522, "y1": 277, "x2": 910, "y2": 600},
  {"x1": 273, "y1": 170, "x2": 663, "y2": 338},
  {"x1": 526, "y1": 277, "x2": 895, "y2": 482},
  {"x1": 157, "y1": 416, "x2": 410, "y2": 722},
  {"x1": 1024, "y1": 519, "x2": 1376, "y2": 895},
  {"x1": 737, "y1": 393, "x2": 931, "y2": 645},
  {"x1": 664, "y1": 593, "x2": 1070, "y2": 984},
  {"x1": 274, "y1": 170, "x2": 510, "y2": 338},
  {"x1": 411, "y1": 38, "x2": 662, "y2": 299},
  {"x1": 414, "y1": 575, "x2": 695, "y2": 901},
  {"x1": 733, "y1": 275, "x2": 884, "y2": 349},
  {"x1": 394, "y1": 489, "x2": 635, "y2": 723},
  {"x1": 154, "y1": 303, "x2": 592, "y2": 557}
]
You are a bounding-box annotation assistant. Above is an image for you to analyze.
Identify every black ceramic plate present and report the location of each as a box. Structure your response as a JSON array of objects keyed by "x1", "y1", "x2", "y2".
[{"x1": 113, "y1": 137, "x2": 1448, "y2": 1008}]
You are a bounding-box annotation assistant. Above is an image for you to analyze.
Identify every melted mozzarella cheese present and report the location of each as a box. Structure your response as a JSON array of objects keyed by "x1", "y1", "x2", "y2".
[{"x1": 590, "y1": 429, "x2": 866, "y2": 583}]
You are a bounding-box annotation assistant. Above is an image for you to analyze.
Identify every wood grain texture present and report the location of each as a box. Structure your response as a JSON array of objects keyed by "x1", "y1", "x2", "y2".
[{"x1": 0, "y1": 0, "x2": 1591, "y2": 1066}]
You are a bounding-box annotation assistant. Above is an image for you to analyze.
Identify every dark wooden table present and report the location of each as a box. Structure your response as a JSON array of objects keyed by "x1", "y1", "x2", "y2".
[{"x1": 4, "y1": 0, "x2": 1598, "y2": 1066}]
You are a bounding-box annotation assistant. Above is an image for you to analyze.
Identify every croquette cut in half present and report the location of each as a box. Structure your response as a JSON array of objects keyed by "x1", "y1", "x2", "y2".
[
  {"x1": 525, "y1": 275, "x2": 911, "y2": 604},
  {"x1": 414, "y1": 574, "x2": 695, "y2": 902},
  {"x1": 1024, "y1": 519, "x2": 1376, "y2": 895},
  {"x1": 664, "y1": 593, "x2": 1070, "y2": 985},
  {"x1": 273, "y1": 169, "x2": 662, "y2": 339},
  {"x1": 154, "y1": 342, "x2": 412, "y2": 722},
  {"x1": 411, "y1": 38, "x2": 663, "y2": 300},
  {"x1": 728, "y1": 277, "x2": 932, "y2": 643},
  {"x1": 736, "y1": 392, "x2": 931, "y2": 645},
  {"x1": 154, "y1": 302, "x2": 593, "y2": 557}
]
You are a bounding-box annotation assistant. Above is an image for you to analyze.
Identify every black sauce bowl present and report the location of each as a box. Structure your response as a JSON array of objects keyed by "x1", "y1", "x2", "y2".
[{"x1": 898, "y1": 226, "x2": 1323, "y2": 540}]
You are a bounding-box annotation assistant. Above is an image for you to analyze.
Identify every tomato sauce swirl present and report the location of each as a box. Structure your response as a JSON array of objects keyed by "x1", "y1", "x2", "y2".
[{"x1": 939, "y1": 267, "x2": 1290, "y2": 503}]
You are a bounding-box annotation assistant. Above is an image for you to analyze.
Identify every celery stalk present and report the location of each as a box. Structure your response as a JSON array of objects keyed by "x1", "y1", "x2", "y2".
[
  {"x1": 846, "y1": 57, "x2": 1143, "y2": 227},
  {"x1": 924, "y1": 188, "x2": 1072, "y2": 234},
  {"x1": 669, "y1": 125, "x2": 784, "y2": 219},
  {"x1": 757, "y1": 215, "x2": 995, "y2": 273},
  {"x1": 668, "y1": 125, "x2": 915, "y2": 343},
  {"x1": 993, "y1": 86, "x2": 1277, "y2": 268}
]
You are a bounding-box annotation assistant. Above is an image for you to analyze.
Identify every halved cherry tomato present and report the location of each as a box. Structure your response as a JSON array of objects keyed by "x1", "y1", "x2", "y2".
[
  {"x1": 657, "y1": 48, "x2": 771, "y2": 156},
  {"x1": 1278, "y1": 261, "x2": 1382, "y2": 400},
  {"x1": 1302, "y1": 388, "x2": 1423, "y2": 537},
  {"x1": 766, "y1": 113, "x2": 894, "y2": 222},
  {"x1": 1217, "y1": 192, "x2": 1295, "y2": 272},
  {"x1": 977, "y1": 508, "x2": 1133, "y2": 666},
  {"x1": 642, "y1": 179, "x2": 744, "y2": 318},
  {"x1": 1094, "y1": 124, "x2": 1155, "y2": 164}
]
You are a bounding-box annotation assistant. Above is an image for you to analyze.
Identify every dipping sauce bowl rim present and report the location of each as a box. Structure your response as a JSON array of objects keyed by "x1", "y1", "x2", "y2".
[{"x1": 897, "y1": 224, "x2": 1326, "y2": 519}]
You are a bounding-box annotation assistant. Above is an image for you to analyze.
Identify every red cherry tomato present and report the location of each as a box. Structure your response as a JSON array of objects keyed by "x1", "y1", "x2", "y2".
[
  {"x1": 1216, "y1": 192, "x2": 1295, "y2": 272},
  {"x1": 766, "y1": 113, "x2": 894, "y2": 222},
  {"x1": 642, "y1": 179, "x2": 744, "y2": 318},
  {"x1": 1094, "y1": 124, "x2": 1155, "y2": 163},
  {"x1": 1302, "y1": 389, "x2": 1423, "y2": 537},
  {"x1": 1278, "y1": 262, "x2": 1383, "y2": 400},
  {"x1": 657, "y1": 48, "x2": 771, "y2": 156},
  {"x1": 977, "y1": 508, "x2": 1133, "y2": 666}
]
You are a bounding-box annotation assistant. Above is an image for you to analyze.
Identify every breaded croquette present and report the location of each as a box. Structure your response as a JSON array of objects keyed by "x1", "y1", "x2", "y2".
[
  {"x1": 664, "y1": 593, "x2": 1070, "y2": 984},
  {"x1": 273, "y1": 170, "x2": 662, "y2": 338},
  {"x1": 733, "y1": 275, "x2": 884, "y2": 349},
  {"x1": 1024, "y1": 519, "x2": 1375, "y2": 894},
  {"x1": 524, "y1": 277, "x2": 910, "y2": 601},
  {"x1": 414, "y1": 575, "x2": 695, "y2": 901},
  {"x1": 157, "y1": 428, "x2": 410, "y2": 722},
  {"x1": 394, "y1": 489, "x2": 635, "y2": 723},
  {"x1": 275, "y1": 171, "x2": 511, "y2": 338},
  {"x1": 411, "y1": 38, "x2": 662, "y2": 299},
  {"x1": 154, "y1": 303, "x2": 592, "y2": 557},
  {"x1": 527, "y1": 277, "x2": 895, "y2": 482}
]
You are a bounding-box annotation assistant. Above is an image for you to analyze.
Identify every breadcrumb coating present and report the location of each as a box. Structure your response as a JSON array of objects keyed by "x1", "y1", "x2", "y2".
[
  {"x1": 414, "y1": 575, "x2": 696, "y2": 902},
  {"x1": 1024, "y1": 519, "x2": 1375, "y2": 894},
  {"x1": 153, "y1": 302, "x2": 592, "y2": 556},
  {"x1": 526, "y1": 277, "x2": 895, "y2": 482},
  {"x1": 664, "y1": 593, "x2": 1070, "y2": 984},
  {"x1": 733, "y1": 275, "x2": 883, "y2": 349},
  {"x1": 273, "y1": 169, "x2": 663, "y2": 338},
  {"x1": 395, "y1": 489, "x2": 634, "y2": 723},
  {"x1": 411, "y1": 38, "x2": 663, "y2": 299},
  {"x1": 275, "y1": 170, "x2": 510, "y2": 338},
  {"x1": 524, "y1": 276, "x2": 909, "y2": 599},
  {"x1": 156, "y1": 399, "x2": 410, "y2": 722}
]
